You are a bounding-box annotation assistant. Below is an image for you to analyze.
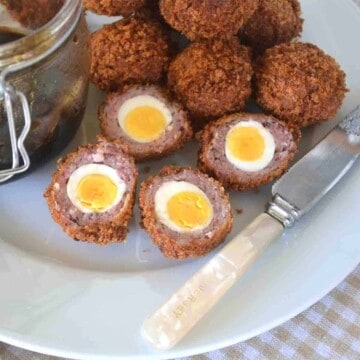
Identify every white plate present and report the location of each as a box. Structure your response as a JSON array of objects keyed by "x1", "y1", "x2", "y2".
[{"x1": 1, "y1": 0, "x2": 360, "y2": 359}]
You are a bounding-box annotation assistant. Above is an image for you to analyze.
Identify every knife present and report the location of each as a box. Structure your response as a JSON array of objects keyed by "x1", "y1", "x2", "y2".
[{"x1": 142, "y1": 107, "x2": 360, "y2": 350}]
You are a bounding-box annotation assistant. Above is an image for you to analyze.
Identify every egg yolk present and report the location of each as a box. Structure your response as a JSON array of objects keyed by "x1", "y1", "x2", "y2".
[
  {"x1": 124, "y1": 106, "x2": 167, "y2": 142},
  {"x1": 227, "y1": 126, "x2": 266, "y2": 161},
  {"x1": 77, "y1": 174, "x2": 118, "y2": 212},
  {"x1": 167, "y1": 191, "x2": 212, "y2": 230}
]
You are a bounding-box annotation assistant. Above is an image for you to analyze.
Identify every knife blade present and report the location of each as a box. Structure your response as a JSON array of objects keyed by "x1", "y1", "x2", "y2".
[
  {"x1": 271, "y1": 106, "x2": 360, "y2": 217},
  {"x1": 142, "y1": 107, "x2": 360, "y2": 351}
]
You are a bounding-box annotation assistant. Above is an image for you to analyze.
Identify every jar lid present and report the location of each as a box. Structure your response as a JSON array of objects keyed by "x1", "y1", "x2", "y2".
[
  {"x1": 0, "y1": 0, "x2": 65, "y2": 33},
  {"x1": 0, "y1": 0, "x2": 82, "y2": 68}
]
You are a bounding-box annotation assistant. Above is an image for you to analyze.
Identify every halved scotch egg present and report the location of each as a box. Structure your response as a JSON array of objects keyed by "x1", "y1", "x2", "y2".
[
  {"x1": 99, "y1": 84, "x2": 193, "y2": 161},
  {"x1": 44, "y1": 137, "x2": 138, "y2": 244},
  {"x1": 139, "y1": 166, "x2": 233, "y2": 259},
  {"x1": 198, "y1": 113, "x2": 300, "y2": 191}
]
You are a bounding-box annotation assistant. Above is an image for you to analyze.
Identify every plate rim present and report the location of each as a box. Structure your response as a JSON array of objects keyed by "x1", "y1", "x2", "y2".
[
  {"x1": 0, "y1": 260, "x2": 358, "y2": 360},
  {"x1": 1, "y1": 0, "x2": 360, "y2": 358}
]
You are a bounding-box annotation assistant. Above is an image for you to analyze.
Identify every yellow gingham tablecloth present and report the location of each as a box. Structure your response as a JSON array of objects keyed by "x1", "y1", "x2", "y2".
[{"x1": 1, "y1": 0, "x2": 360, "y2": 359}]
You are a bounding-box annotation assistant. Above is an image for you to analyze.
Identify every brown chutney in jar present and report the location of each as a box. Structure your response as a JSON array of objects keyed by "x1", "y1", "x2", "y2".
[{"x1": 0, "y1": 0, "x2": 90, "y2": 180}]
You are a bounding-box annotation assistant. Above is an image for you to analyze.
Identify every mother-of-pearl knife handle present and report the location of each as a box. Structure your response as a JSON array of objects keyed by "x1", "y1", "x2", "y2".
[{"x1": 142, "y1": 213, "x2": 284, "y2": 350}]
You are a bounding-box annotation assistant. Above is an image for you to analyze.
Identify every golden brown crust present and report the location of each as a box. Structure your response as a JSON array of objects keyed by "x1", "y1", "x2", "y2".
[
  {"x1": 160, "y1": 0, "x2": 259, "y2": 41},
  {"x1": 44, "y1": 137, "x2": 138, "y2": 245},
  {"x1": 241, "y1": 0, "x2": 303, "y2": 55},
  {"x1": 139, "y1": 166, "x2": 234, "y2": 259},
  {"x1": 198, "y1": 113, "x2": 301, "y2": 191},
  {"x1": 90, "y1": 17, "x2": 170, "y2": 91},
  {"x1": 98, "y1": 84, "x2": 193, "y2": 162},
  {"x1": 83, "y1": 0, "x2": 146, "y2": 16},
  {"x1": 168, "y1": 38, "x2": 253, "y2": 125},
  {"x1": 254, "y1": 42, "x2": 348, "y2": 127}
]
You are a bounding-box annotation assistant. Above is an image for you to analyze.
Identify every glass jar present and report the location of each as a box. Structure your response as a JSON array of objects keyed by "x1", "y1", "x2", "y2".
[{"x1": 0, "y1": 0, "x2": 90, "y2": 182}]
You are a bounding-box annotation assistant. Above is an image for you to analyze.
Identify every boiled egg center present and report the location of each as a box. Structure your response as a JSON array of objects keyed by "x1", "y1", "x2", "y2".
[
  {"x1": 225, "y1": 120, "x2": 276, "y2": 172},
  {"x1": 67, "y1": 164, "x2": 126, "y2": 213},
  {"x1": 77, "y1": 174, "x2": 118, "y2": 212},
  {"x1": 227, "y1": 126, "x2": 265, "y2": 161},
  {"x1": 155, "y1": 181, "x2": 213, "y2": 233},
  {"x1": 167, "y1": 191, "x2": 212, "y2": 230},
  {"x1": 118, "y1": 95, "x2": 172, "y2": 143}
]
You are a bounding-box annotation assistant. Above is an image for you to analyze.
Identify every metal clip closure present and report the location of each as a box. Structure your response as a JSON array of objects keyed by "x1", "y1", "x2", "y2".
[{"x1": 0, "y1": 74, "x2": 32, "y2": 183}]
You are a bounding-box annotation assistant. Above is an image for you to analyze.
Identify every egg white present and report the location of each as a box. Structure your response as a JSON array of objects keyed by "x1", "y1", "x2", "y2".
[
  {"x1": 154, "y1": 181, "x2": 214, "y2": 233},
  {"x1": 67, "y1": 163, "x2": 126, "y2": 214},
  {"x1": 118, "y1": 95, "x2": 173, "y2": 143},
  {"x1": 225, "y1": 120, "x2": 276, "y2": 172}
]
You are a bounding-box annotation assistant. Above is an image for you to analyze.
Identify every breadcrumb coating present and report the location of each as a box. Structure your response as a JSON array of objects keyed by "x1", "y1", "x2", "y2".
[
  {"x1": 254, "y1": 42, "x2": 348, "y2": 127},
  {"x1": 83, "y1": 0, "x2": 146, "y2": 16},
  {"x1": 241, "y1": 0, "x2": 303, "y2": 55},
  {"x1": 168, "y1": 38, "x2": 253, "y2": 127},
  {"x1": 90, "y1": 17, "x2": 170, "y2": 91},
  {"x1": 160, "y1": 0, "x2": 259, "y2": 41}
]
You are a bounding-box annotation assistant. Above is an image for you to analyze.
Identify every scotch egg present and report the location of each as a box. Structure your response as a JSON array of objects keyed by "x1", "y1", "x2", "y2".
[
  {"x1": 198, "y1": 113, "x2": 300, "y2": 191},
  {"x1": 99, "y1": 84, "x2": 193, "y2": 161},
  {"x1": 44, "y1": 138, "x2": 138, "y2": 244},
  {"x1": 139, "y1": 166, "x2": 233, "y2": 259},
  {"x1": 154, "y1": 181, "x2": 213, "y2": 233},
  {"x1": 67, "y1": 163, "x2": 126, "y2": 214}
]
